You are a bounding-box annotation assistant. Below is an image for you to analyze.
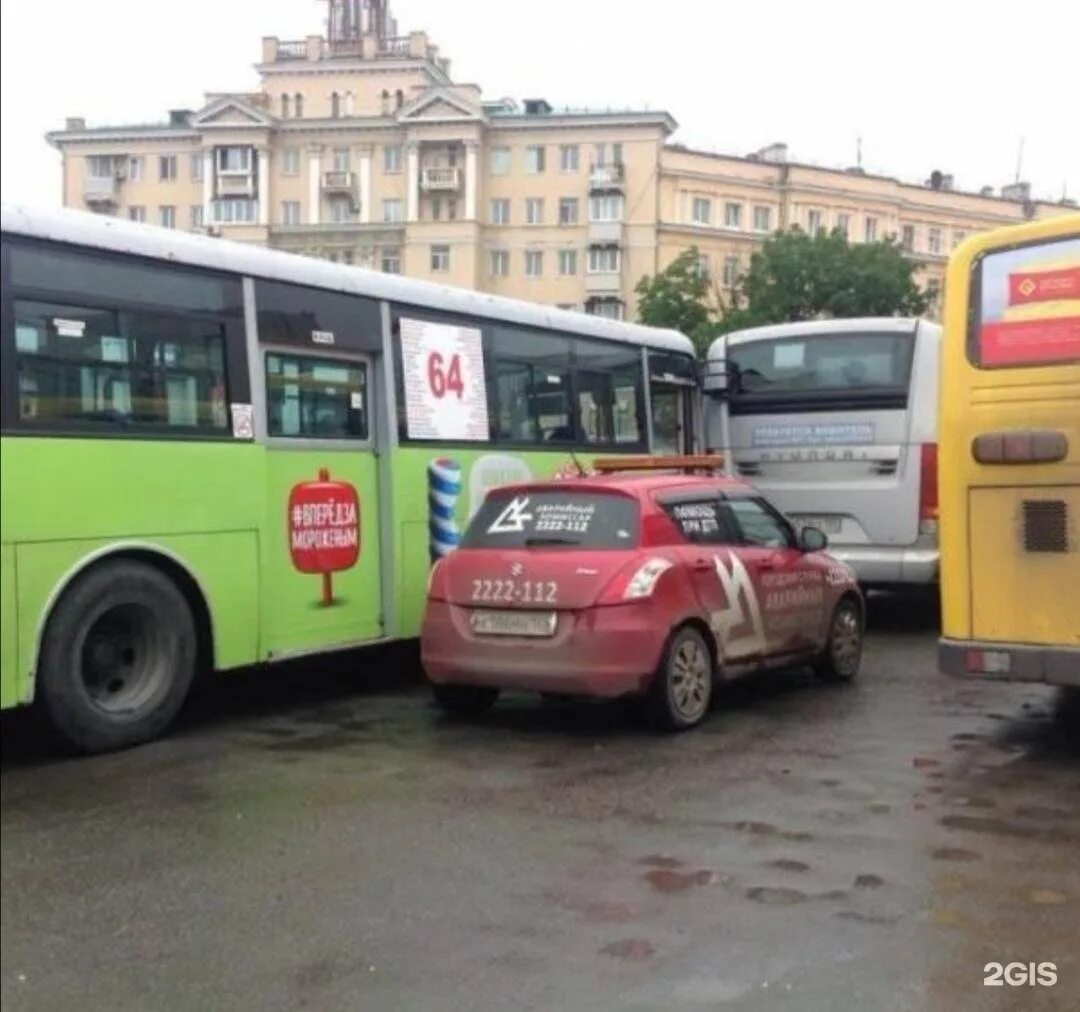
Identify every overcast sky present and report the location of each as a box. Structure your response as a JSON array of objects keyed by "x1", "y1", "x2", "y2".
[{"x1": 3, "y1": 0, "x2": 1078, "y2": 208}]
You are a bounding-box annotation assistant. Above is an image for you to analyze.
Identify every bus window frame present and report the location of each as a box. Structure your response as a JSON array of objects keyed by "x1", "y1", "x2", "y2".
[
  {"x1": 967, "y1": 231, "x2": 1080, "y2": 370},
  {"x1": 0, "y1": 234, "x2": 250, "y2": 441},
  {"x1": 388, "y1": 303, "x2": 657, "y2": 453}
]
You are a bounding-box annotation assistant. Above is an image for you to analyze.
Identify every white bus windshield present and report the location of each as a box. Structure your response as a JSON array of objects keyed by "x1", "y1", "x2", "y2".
[{"x1": 729, "y1": 331, "x2": 915, "y2": 414}]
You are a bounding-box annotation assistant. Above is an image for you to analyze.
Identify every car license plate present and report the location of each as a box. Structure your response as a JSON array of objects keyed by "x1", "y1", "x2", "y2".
[
  {"x1": 470, "y1": 610, "x2": 557, "y2": 637},
  {"x1": 792, "y1": 515, "x2": 843, "y2": 535}
]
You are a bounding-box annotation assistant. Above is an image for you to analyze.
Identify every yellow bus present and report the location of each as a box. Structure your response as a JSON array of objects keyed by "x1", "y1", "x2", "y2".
[{"x1": 938, "y1": 213, "x2": 1080, "y2": 685}]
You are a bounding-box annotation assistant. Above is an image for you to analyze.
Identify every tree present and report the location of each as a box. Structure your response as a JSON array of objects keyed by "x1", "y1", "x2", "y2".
[
  {"x1": 634, "y1": 230, "x2": 930, "y2": 350},
  {"x1": 729, "y1": 228, "x2": 929, "y2": 331},
  {"x1": 634, "y1": 247, "x2": 720, "y2": 354}
]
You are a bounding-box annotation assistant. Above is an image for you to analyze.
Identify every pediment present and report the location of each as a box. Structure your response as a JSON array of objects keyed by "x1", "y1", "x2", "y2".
[
  {"x1": 397, "y1": 88, "x2": 483, "y2": 123},
  {"x1": 191, "y1": 97, "x2": 275, "y2": 129}
]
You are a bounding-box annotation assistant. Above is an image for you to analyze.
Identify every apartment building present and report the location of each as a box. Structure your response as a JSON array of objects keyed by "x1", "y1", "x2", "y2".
[{"x1": 47, "y1": 0, "x2": 1076, "y2": 320}]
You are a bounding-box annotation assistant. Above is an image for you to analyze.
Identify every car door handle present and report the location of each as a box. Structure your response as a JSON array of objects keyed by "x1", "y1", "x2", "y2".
[{"x1": 692, "y1": 558, "x2": 713, "y2": 572}]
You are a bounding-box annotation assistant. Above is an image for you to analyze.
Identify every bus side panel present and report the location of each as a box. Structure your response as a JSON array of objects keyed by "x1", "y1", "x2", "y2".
[
  {"x1": 1, "y1": 543, "x2": 18, "y2": 709},
  {"x1": 13, "y1": 533, "x2": 259, "y2": 705}
]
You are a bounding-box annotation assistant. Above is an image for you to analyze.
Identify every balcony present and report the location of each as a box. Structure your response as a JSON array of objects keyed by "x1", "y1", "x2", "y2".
[
  {"x1": 217, "y1": 172, "x2": 255, "y2": 197},
  {"x1": 589, "y1": 163, "x2": 625, "y2": 191},
  {"x1": 420, "y1": 166, "x2": 462, "y2": 191},
  {"x1": 83, "y1": 175, "x2": 121, "y2": 208},
  {"x1": 587, "y1": 220, "x2": 622, "y2": 244},
  {"x1": 322, "y1": 170, "x2": 358, "y2": 204},
  {"x1": 584, "y1": 271, "x2": 623, "y2": 295}
]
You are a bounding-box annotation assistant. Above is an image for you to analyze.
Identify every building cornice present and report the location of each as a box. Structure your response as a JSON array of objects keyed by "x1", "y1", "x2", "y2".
[
  {"x1": 490, "y1": 112, "x2": 677, "y2": 133},
  {"x1": 47, "y1": 128, "x2": 200, "y2": 146}
]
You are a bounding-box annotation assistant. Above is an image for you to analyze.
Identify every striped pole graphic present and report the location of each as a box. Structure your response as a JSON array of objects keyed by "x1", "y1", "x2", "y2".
[{"x1": 427, "y1": 457, "x2": 462, "y2": 563}]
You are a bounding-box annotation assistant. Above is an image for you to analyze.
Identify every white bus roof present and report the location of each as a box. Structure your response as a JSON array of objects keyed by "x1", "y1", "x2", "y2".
[
  {"x1": 1, "y1": 202, "x2": 695, "y2": 356},
  {"x1": 707, "y1": 317, "x2": 937, "y2": 360}
]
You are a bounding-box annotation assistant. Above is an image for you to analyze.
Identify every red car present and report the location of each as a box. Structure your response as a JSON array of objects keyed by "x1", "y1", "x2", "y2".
[{"x1": 421, "y1": 458, "x2": 864, "y2": 731}]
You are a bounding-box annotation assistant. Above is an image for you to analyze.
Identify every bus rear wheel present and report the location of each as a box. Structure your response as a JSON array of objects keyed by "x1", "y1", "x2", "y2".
[{"x1": 38, "y1": 560, "x2": 197, "y2": 753}]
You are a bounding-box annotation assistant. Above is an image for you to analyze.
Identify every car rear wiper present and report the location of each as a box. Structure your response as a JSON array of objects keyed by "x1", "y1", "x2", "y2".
[{"x1": 524, "y1": 536, "x2": 580, "y2": 546}]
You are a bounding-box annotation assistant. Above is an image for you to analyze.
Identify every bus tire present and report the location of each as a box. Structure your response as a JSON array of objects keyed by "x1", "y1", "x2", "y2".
[
  {"x1": 813, "y1": 597, "x2": 863, "y2": 683},
  {"x1": 431, "y1": 684, "x2": 499, "y2": 716},
  {"x1": 37, "y1": 560, "x2": 197, "y2": 753}
]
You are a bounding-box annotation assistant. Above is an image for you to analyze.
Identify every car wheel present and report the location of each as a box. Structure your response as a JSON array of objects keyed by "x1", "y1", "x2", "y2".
[
  {"x1": 814, "y1": 598, "x2": 863, "y2": 682},
  {"x1": 37, "y1": 560, "x2": 197, "y2": 753},
  {"x1": 432, "y1": 684, "x2": 499, "y2": 716},
  {"x1": 648, "y1": 626, "x2": 713, "y2": 731}
]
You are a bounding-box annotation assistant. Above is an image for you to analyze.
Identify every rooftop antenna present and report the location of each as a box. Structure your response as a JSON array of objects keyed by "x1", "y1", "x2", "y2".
[
  {"x1": 856, "y1": 134, "x2": 863, "y2": 169},
  {"x1": 1014, "y1": 136, "x2": 1025, "y2": 184}
]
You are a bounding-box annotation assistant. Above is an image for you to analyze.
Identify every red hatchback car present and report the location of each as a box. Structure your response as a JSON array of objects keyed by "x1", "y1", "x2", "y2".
[{"x1": 421, "y1": 458, "x2": 864, "y2": 730}]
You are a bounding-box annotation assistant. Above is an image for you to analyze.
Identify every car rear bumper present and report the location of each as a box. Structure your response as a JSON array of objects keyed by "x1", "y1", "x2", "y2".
[
  {"x1": 827, "y1": 543, "x2": 938, "y2": 586},
  {"x1": 939, "y1": 638, "x2": 1080, "y2": 686},
  {"x1": 421, "y1": 600, "x2": 670, "y2": 697}
]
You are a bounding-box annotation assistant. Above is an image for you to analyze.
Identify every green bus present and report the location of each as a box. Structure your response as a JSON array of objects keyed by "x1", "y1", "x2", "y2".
[{"x1": 0, "y1": 203, "x2": 698, "y2": 751}]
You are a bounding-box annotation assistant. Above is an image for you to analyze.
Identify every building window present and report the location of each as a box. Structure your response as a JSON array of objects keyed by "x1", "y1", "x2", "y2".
[
  {"x1": 693, "y1": 253, "x2": 710, "y2": 279},
  {"x1": 158, "y1": 155, "x2": 177, "y2": 182},
  {"x1": 158, "y1": 205, "x2": 176, "y2": 228},
  {"x1": 212, "y1": 198, "x2": 255, "y2": 224},
  {"x1": 282, "y1": 148, "x2": 300, "y2": 176},
  {"x1": 216, "y1": 147, "x2": 252, "y2": 174},
  {"x1": 753, "y1": 205, "x2": 772, "y2": 232},
  {"x1": 722, "y1": 255, "x2": 739, "y2": 288},
  {"x1": 447, "y1": 199, "x2": 458, "y2": 221},
  {"x1": 807, "y1": 209, "x2": 823, "y2": 235},
  {"x1": 901, "y1": 224, "x2": 915, "y2": 251},
  {"x1": 589, "y1": 194, "x2": 623, "y2": 222},
  {"x1": 558, "y1": 249, "x2": 578, "y2": 275},
  {"x1": 593, "y1": 142, "x2": 623, "y2": 167},
  {"x1": 190, "y1": 205, "x2": 204, "y2": 229},
  {"x1": 329, "y1": 199, "x2": 352, "y2": 224},
  {"x1": 952, "y1": 229, "x2": 966, "y2": 249},
  {"x1": 525, "y1": 250, "x2": 544, "y2": 278},
  {"x1": 127, "y1": 206, "x2": 145, "y2": 223},
  {"x1": 330, "y1": 92, "x2": 341, "y2": 119},
  {"x1": 836, "y1": 213, "x2": 851, "y2": 238},
  {"x1": 724, "y1": 202, "x2": 743, "y2": 229},
  {"x1": 587, "y1": 298, "x2": 624, "y2": 320},
  {"x1": 559, "y1": 197, "x2": 579, "y2": 225},
  {"x1": 294, "y1": 93, "x2": 304, "y2": 118},
  {"x1": 588, "y1": 246, "x2": 620, "y2": 273},
  {"x1": 490, "y1": 249, "x2": 510, "y2": 277},
  {"x1": 382, "y1": 198, "x2": 402, "y2": 223},
  {"x1": 928, "y1": 227, "x2": 943, "y2": 254},
  {"x1": 430, "y1": 197, "x2": 442, "y2": 221},
  {"x1": 691, "y1": 197, "x2": 712, "y2": 225},
  {"x1": 128, "y1": 156, "x2": 144, "y2": 182},
  {"x1": 189, "y1": 153, "x2": 203, "y2": 182},
  {"x1": 525, "y1": 145, "x2": 546, "y2": 174},
  {"x1": 282, "y1": 201, "x2": 301, "y2": 225},
  {"x1": 332, "y1": 148, "x2": 350, "y2": 173},
  {"x1": 490, "y1": 147, "x2": 510, "y2": 175},
  {"x1": 525, "y1": 197, "x2": 544, "y2": 225},
  {"x1": 490, "y1": 198, "x2": 510, "y2": 225},
  {"x1": 864, "y1": 216, "x2": 878, "y2": 242},
  {"x1": 383, "y1": 145, "x2": 403, "y2": 173},
  {"x1": 430, "y1": 244, "x2": 450, "y2": 272},
  {"x1": 926, "y1": 279, "x2": 941, "y2": 312},
  {"x1": 87, "y1": 155, "x2": 114, "y2": 178},
  {"x1": 381, "y1": 248, "x2": 401, "y2": 274},
  {"x1": 281, "y1": 94, "x2": 290, "y2": 118},
  {"x1": 559, "y1": 144, "x2": 579, "y2": 172}
]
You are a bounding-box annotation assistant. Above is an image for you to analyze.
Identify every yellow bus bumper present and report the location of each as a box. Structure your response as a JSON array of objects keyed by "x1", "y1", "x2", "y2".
[{"x1": 939, "y1": 638, "x2": 1080, "y2": 686}]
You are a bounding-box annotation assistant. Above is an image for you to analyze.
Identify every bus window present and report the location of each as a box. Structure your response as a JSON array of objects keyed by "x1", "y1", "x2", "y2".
[{"x1": 265, "y1": 352, "x2": 369, "y2": 440}]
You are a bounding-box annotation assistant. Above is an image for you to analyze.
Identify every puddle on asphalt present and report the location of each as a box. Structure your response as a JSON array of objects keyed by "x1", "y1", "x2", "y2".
[
  {"x1": 599, "y1": 938, "x2": 656, "y2": 961},
  {"x1": 745, "y1": 885, "x2": 807, "y2": 905},
  {"x1": 765, "y1": 858, "x2": 810, "y2": 873},
  {"x1": 643, "y1": 868, "x2": 718, "y2": 893}
]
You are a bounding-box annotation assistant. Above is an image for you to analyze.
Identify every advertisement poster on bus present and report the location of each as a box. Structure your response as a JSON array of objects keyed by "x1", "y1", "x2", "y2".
[
  {"x1": 977, "y1": 237, "x2": 1080, "y2": 366},
  {"x1": 400, "y1": 318, "x2": 490, "y2": 440}
]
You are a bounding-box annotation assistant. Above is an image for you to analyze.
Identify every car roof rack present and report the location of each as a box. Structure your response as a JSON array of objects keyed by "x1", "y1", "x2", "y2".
[{"x1": 592, "y1": 454, "x2": 726, "y2": 475}]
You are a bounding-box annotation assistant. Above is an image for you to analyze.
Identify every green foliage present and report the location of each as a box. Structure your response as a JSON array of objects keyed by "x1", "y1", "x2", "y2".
[{"x1": 634, "y1": 230, "x2": 930, "y2": 351}]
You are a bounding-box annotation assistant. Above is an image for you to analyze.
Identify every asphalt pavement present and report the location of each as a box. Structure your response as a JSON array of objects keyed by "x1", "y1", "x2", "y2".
[{"x1": 2, "y1": 595, "x2": 1077, "y2": 1012}]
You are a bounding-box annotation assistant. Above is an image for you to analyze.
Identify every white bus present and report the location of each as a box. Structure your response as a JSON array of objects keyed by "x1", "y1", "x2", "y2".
[{"x1": 704, "y1": 318, "x2": 941, "y2": 589}]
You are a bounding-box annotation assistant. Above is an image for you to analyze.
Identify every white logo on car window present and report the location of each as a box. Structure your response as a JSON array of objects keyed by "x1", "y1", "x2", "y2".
[
  {"x1": 487, "y1": 496, "x2": 534, "y2": 534},
  {"x1": 710, "y1": 553, "x2": 766, "y2": 658}
]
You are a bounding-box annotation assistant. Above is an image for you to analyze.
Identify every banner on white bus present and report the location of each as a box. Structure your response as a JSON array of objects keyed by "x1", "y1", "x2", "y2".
[{"x1": 400, "y1": 318, "x2": 490, "y2": 441}]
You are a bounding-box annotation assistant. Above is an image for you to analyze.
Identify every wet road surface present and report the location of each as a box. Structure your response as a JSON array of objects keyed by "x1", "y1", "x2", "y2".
[{"x1": 2, "y1": 597, "x2": 1078, "y2": 1011}]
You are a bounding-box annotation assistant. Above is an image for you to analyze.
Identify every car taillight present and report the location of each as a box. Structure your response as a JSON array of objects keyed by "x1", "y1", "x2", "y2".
[
  {"x1": 919, "y1": 443, "x2": 938, "y2": 536},
  {"x1": 623, "y1": 558, "x2": 673, "y2": 600}
]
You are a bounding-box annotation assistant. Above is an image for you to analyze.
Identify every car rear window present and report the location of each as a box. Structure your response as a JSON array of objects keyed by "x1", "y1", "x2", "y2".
[{"x1": 461, "y1": 489, "x2": 640, "y2": 549}]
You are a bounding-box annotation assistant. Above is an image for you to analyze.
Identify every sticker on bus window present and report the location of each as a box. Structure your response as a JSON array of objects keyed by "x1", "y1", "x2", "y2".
[
  {"x1": 312, "y1": 330, "x2": 335, "y2": 345},
  {"x1": 773, "y1": 343, "x2": 806, "y2": 369},
  {"x1": 976, "y1": 237, "x2": 1080, "y2": 367},
  {"x1": 231, "y1": 403, "x2": 254, "y2": 439},
  {"x1": 54, "y1": 318, "x2": 86, "y2": 338}
]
